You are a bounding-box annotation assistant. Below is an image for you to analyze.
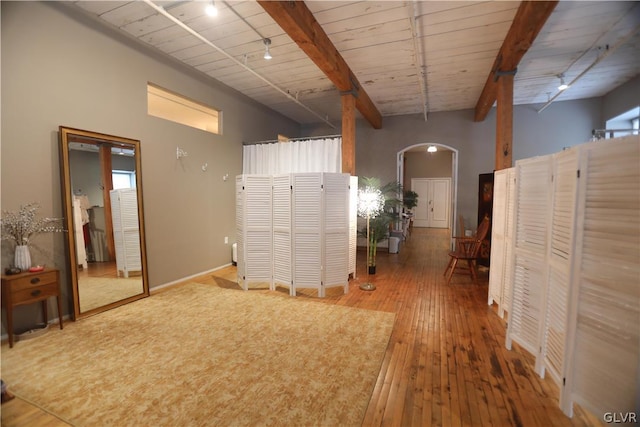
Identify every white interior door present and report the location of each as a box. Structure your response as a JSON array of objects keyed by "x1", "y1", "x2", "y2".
[{"x1": 412, "y1": 178, "x2": 451, "y2": 228}]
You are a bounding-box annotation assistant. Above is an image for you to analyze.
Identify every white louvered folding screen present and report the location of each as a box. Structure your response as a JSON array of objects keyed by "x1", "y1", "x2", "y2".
[
  {"x1": 236, "y1": 175, "x2": 273, "y2": 290},
  {"x1": 507, "y1": 155, "x2": 552, "y2": 376},
  {"x1": 110, "y1": 188, "x2": 141, "y2": 278},
  {"x1": 349, "y1": 176, "x2": 358, "y2": 278},
  {"x1": 322, "y1": 173, "x2": 350, "y2": 296},
  {"x1": 501, "y1": 168, "x2": 516, "y2": 318},
  {"x1": 236, "y1": 173, "x2": 351, "y2": 297},
  {"x1": 541, "y1": 148, "x2": 580, "y2": 388},
  {"x1": 488, "y1": 167, "x2": 517, "y2": 318},
  {"x1": 292, "y1": 173, "x2": 323, "y2": 294},
  {"x1": 272, "y1": 174, "x2": 293, "y2": 295},
  {"x1": 565, "y1": 136, "x2": 640, "y2": 419},
  {"x1": 488, "y1": 169, "x2": 508, "y2": 311},
  {"x1": 235, "y1": 176, "x2": 245, "y2": 284}
]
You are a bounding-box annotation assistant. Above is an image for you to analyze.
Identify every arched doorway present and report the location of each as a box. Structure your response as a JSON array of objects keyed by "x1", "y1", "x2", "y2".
[{"x1": 397, "y1": 143, "x2": 459, "y2": 248}]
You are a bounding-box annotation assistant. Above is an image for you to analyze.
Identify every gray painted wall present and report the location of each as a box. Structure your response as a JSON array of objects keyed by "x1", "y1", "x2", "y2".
[
  {"x1": 303, "y1": 98, "x2": 604, "y2": 230},
  {"x1": 404, "y1": 150, "x2": 453, "y2": 188},
  {"x1": 1, "y1": 1, "x2": 300, "y2": 330},
  {"x1": 602, "y1": 75, "x2": 640, "y2": 122}
]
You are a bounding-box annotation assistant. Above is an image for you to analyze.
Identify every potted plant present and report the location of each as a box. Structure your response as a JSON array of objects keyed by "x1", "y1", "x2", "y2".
[
  {"x1": 358, "y1": 178, "x2": 403, "y2": 275},
  {"x1": 1, "y1": 203, "x2": 65, "y2": 271},
  {"x1": 403, "y1": 190, "x2": 419, "y2": 211}
]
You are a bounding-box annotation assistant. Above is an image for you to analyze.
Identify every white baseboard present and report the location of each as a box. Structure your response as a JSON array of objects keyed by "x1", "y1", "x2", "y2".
[{"x1": 151, "y1": 263, "x2": 233, "y2": 294}]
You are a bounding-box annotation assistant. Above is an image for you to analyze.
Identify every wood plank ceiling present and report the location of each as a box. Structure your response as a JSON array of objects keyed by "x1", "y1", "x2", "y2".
[{"x1": 69, "y1": 1, "x2": 640, "y2": 128}]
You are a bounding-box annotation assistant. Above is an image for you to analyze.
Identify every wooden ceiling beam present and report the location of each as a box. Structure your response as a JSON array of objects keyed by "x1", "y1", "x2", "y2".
[
  {"x1": 474, "y1": 1, "x2": 558, "y2": 122},
  {"x1": 257, "y1": 0, "x2": 382, "y2": 129}
]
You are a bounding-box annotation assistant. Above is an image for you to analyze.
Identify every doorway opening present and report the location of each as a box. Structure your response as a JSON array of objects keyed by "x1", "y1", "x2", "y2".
[{"x1": 397, "y1": 143, "x2": 459, "y2": 249}]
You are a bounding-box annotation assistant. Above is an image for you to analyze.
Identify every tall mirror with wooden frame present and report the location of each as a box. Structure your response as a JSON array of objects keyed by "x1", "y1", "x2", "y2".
[{"x1": 59, "y1": 126, "x2": 149, "y2": 320}]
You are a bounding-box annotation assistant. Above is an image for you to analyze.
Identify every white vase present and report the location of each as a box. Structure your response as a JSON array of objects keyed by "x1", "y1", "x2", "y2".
[{"x1": 14, "y1": 245, "x2": 31, "y2": 271}]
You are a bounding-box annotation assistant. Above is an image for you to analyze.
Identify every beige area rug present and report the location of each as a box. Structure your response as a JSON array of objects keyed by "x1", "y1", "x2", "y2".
[
  {"x1": 78, "y1": 276, "x2": 144, "y2": 312},
  {"x1": 2, "y1": 283, "x2": 395, "y2": 426}
]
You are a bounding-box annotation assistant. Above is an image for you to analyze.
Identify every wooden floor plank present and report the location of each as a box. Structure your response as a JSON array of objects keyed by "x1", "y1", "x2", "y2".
[{"x1": 2, "y1": 228, "x2": 605, "y2": 427}]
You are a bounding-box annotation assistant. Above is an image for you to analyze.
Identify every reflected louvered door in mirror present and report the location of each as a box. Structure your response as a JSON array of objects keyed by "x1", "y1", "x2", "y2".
[
  {"x1": 110, "y1": 189, "x2": 141, "y2": 278},
  {"x1": 506, "y1": 156, "x2": 552, "y2": 377}
]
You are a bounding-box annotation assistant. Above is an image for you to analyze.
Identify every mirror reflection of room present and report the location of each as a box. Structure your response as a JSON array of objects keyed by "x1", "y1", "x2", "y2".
[{"x1": 68, "y1": 140, "x2": 144, "y2": 313}]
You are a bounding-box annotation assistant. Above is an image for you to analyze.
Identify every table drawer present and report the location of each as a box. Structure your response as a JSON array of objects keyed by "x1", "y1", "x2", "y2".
[
  {"x1": 12, "y1": 282, "x2": 59, "y2": 305},
  {"x1": 8, "y1": 270, "x2": 57, "y2": 292}
]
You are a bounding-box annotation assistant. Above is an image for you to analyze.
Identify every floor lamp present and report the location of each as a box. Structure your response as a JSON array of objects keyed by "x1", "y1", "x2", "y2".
[{"x1": 358, "y1": 186, "x2": 384, "y2": 291}]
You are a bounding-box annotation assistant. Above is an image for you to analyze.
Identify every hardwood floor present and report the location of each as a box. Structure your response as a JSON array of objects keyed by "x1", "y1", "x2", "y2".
[
  {"x1": 76, "y1": 261, "x2": 118, "y2": 279},
  {"x1": 1, "y1": 228, "x2": 603, "y2": 426}
]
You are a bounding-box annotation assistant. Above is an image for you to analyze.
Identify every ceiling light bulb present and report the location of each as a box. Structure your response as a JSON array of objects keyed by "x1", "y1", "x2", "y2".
[
  {"x1": 263, "y1": 38, "x2": 272, "y2": 60},
  {"x1": 427, "y1": 145, "x2": 437, "y2": 153},
  {"x1": 206, "y1": 1, "x2": 218, "y2": 17}
]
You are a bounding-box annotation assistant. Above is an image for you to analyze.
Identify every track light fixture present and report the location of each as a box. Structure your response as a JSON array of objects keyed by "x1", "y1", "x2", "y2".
[
  {"x1": 427, "y1": 145, "x2": 437, "y2": 153},
  {"x1": 557, "y1": 73, "x2": 569, "y2": 91},
  {"x1": 263, "y1": 38, "x2": 272, "y2": 60},
  {"x1": 205, "y1": 0, "x2": 218, "y2": 17}
]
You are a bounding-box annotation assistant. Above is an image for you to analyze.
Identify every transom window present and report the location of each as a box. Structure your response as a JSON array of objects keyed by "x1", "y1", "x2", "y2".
[{"x1": 147, "y1": 83, "x2": 221, "y2": 135}]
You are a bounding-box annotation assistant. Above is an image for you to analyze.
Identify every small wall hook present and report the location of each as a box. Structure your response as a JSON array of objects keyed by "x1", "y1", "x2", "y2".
[
  {"x1": 177, "y1": 146, "x2": 188, "y2": 159},
  {"x1": 202, "y1": 163, "x2": 208, "y2": 172}
]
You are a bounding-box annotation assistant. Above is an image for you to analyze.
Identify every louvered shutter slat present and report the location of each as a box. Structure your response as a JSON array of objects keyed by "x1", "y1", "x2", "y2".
[
  {"x1": 542, "y1": 149, "x2": 579, "y2": 386},
  {"x1": 293, "y1": 174, "x2": 322, "y2": 292},
  {"x1": 507, "y1": 156, "x2": 552, "y2": 370}
]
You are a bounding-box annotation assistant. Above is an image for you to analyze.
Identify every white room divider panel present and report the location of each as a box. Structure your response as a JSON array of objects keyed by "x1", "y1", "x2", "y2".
[
  {"x1": 541, "y1": 148, "x2": 580, "y2": 388},
  {"x1": 321, "y1": 173, "x2": 350, "y2": 295},
  {"x1": 488, "y1": 170, "x2": 507, "y2": 308},
  {"x1": 235, "y1": 176, "x2": 245, "y2": 284},
  {"x1": 236, "y1": 175, "x2": 273, "y2": 290},
  {"x1": 237, "y1": 173, "x2": 350, "y2": 297},
  {"x1": 506, "y1": 155, "x2": 552, "y2": 376},
  {"x1": 502, "y1": 168, "x2": 516, "y2": 319},
  {"x1": 273, "y1": 174, "x2": 293, "y2": 295},
  {"x1": 564, "y1": 136, "x2": 640, "y2": 419},
  {"x1": 110, "y1": 188, "x2": 141, "y2": 278},
  {"x1": 292, "y1": 173, "x2": 323, "y2": 295},
  {"x1": 495, "y1": 136, "x2": 639, "y2": 418},
  {"x1": 488, "y1": 167, "x2": 515, "y2": 318},
  {"x1": 349, "y1": 176, "x2": 358, "y2": 278}
]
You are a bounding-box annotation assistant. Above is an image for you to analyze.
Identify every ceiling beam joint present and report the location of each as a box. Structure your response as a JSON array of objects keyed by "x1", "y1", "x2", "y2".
[
  {"x1": 340, "y1": 88, "x2": 359, "y2": 98},
  {"x1": 493, "y1": 68, "x2": 518, "y2": 82},
  {"x1": 474, "y1": 1, "x2": 558, "y2": 122},
  {"x1": 258, "y1": 0, "x2": 382, "y2": 129}
]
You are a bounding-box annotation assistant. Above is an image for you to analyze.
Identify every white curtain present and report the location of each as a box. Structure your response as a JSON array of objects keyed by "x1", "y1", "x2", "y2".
[{"x1": 243, "y1": 137, "x2": 342, "y2": 174}]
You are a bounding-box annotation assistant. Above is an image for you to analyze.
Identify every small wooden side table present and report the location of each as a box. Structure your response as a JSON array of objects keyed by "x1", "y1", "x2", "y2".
[{"x1": 1, "y1": 268, "x2": 63, "y2": 348}]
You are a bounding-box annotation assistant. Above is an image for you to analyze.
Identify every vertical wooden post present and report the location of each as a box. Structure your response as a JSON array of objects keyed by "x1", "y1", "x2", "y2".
[
  {"x1": 341, "y1": 93, "x2": 356, "y2": 175},
  {"x1": 496, "y1": 73, "x2": 514, "y2": 170},
  {"x1": 99, "y1": 145, "x2": 116, "y2": 261}
]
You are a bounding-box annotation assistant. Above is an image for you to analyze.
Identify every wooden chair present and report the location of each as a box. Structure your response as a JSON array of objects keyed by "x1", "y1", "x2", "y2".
[
  {"x1": 458, "y1": 215, "x2": 466, "y2": 238},
  {"x1": 444, "y1": 215, "x2": 490, "y2": 285},
  {"x1": 401, "y1": 212, "x2": 414, "y2": 240}
]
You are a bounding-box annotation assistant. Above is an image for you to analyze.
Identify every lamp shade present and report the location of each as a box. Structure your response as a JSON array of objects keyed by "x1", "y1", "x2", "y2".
[{"x1": 357, "y1": 186, "x2": 384, "y2": 218}]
